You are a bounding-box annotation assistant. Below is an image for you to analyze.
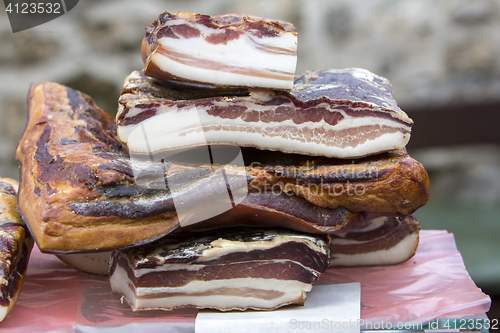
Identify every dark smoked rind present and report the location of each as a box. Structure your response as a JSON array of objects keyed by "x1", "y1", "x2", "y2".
[
  {"x1": 16, "y1": 82, "x2": 179, "y2": 253},
  {"x1": 0, "y1": 178, "x2": 33, "y2": 321},
  {"x1": 66, "y1": 146, "x2": 429, "y2": 234}
]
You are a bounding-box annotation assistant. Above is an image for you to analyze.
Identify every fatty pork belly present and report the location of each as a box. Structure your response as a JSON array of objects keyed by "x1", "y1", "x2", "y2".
[
  {"x1": 329, "y1": 215, "x2": 420, "y2": 267},
  {"x1": 16, "y1": 81, "x2": 428, "y2": 253},
  {"x1": 142, "y1": 11, "x2": 298, "y2": 90},
  {"x1": 0, "y1": 178, "x2": 33, "y2": 321},
  {"x1": 110, "y1": 228, "x2": 329, "y2": 311},
  {"x1": 117, "y1": 68, "x2": 413, "y2": 159}
]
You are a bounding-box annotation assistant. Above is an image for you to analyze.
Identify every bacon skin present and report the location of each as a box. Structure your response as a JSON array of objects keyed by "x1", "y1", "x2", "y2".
[{"x1": 16, "y1": 83, "x2": 180, "y2": 253}]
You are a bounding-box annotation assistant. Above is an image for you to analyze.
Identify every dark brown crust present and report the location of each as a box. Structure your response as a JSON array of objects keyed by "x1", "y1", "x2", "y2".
[
  {"x1": 64, "y1": 145, "x2": 429, "y2": 232},
  {"x1": 16, "y1": 83, "x2": 180, "y2": 253},
  {"x1": 0, "y1": 178, "x2": 33, "y2": 320},
  {"x1": 244, "y1": 148, "x2": 430, "y2": 217}
]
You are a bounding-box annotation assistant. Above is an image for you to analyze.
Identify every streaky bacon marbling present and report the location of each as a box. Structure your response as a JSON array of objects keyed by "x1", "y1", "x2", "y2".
[
  {"x1": 110, "y1": 228, "x2": 329, "y2": 311},
  {"x1": 117, "y1": 69, "x2": 413, "y2": 159},
  {"x1": 142, "y1": 11, "x2": 298, "y2": 90}
]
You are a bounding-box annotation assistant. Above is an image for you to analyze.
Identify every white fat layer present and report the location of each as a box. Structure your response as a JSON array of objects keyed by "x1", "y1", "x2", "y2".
[
  {"x1": 333, "y1": 217, "x2": 391, "y2": 243},
  {"x1": 111, "y1": 264, "x2": 310, "y2": 311},
  {"x1": 153, "y1": 28, "x2": 297, "y2": 90},
  {"x1": 0, "y1": 306, "x2": 8, "y2": 322},
  {"x1": 347, "y1": 216, "x2": 390, "y2": 233},
  {"x1": 133, "y1": 292, "x2": 304, "y2": 311},
  {"x1": 199, "y1": 236, "x2": 325, "y2": 261},
  {"x1": 139, "y1": 278, "x2": 312, "y2": 296},
  {"x1": 329, "y1": 233, "x2": 418, "y2": 267},
  {"x1": 118, "y1": 104, "x2": 410, "y2": 158},
  {"x1": 110, "y1": 263, "x2": 137, "y2": 308},
  {"x1": 158, "y1": 30, "x2": 297, "y2": 62},
  {"x1": 152, "y1": 53, "x2": 295, "y2": 90},
  {"x1": 122, "y1": 126, "x2": 409, "y2": 159}
]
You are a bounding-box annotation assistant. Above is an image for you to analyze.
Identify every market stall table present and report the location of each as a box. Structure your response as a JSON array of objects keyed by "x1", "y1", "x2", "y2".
[{"x1": 0, "y1": 230, "x2": 491, "y2": 332}]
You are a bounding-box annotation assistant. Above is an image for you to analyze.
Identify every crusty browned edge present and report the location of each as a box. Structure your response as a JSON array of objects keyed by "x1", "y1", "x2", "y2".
[
  {"x1": 15, "y1": 82, "x2": 180, "y2": 254},
  {"x1": 247, "y1": 149, "x2": 430, "y2": 217},
  {"x1": 0, "y1": 178, "x2": 34, "y2": 321}
]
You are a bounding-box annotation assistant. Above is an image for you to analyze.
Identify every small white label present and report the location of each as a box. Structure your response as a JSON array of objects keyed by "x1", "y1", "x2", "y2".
[{"x1": 195, "y1": 283, "x2": 361, "y2": 333}]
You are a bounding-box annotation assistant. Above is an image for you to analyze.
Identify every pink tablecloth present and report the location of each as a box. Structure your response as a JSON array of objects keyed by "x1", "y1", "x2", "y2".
[{"x1": 0, "y1": 230, "x2": 491, "y2": 332}]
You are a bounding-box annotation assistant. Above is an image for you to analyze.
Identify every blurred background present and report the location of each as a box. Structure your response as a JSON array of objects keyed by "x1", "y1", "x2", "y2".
[{"x1": 1, "y1": 0, "x2": 499, "y2": 319}]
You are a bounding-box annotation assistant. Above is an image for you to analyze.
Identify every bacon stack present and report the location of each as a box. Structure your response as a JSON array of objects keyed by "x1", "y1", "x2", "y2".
[{"x1": 15, "y1": 11, "x2": 430, "y2": 312}]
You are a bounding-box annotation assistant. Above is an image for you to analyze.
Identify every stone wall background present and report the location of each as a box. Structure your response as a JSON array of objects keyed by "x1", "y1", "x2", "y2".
[{"x1": 1, "y1": 0, "x2": 500, "y2": 295}]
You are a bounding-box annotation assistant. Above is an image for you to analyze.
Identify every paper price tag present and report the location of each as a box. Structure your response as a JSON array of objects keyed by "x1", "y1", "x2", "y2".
[{"x1": 195, "y1": 283, "x2": 361, "y2": 333}]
